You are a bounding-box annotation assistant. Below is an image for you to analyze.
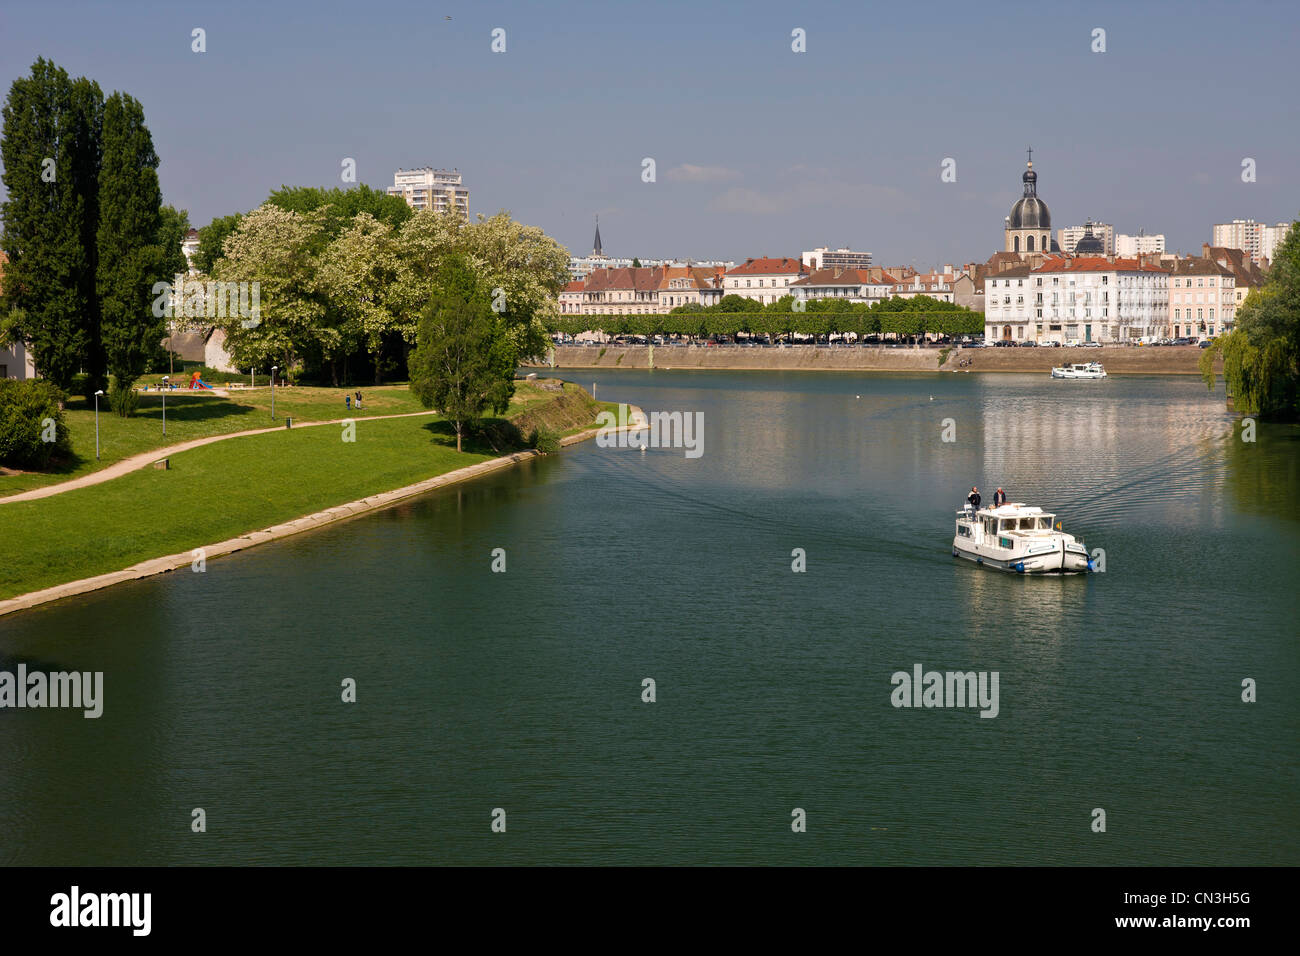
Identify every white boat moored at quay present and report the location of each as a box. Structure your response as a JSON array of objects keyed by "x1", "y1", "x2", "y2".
[
  {"x1": 952, "y1": 502, "x2": 1093, "y2": 573},
  {"x1": 1051, "y1": 362, "x2": 1107, "y2": 379}
]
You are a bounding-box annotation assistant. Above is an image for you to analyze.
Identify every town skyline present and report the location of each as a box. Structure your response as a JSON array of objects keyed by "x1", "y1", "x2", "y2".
[{"x1": 1, "y1": 0, "x2": 1297, "y2": 265}]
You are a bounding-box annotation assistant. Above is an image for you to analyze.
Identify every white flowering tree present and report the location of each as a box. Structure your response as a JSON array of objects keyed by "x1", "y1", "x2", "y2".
[{"x1": 212, "y1": 203, "x2": 327, "y2": 378}]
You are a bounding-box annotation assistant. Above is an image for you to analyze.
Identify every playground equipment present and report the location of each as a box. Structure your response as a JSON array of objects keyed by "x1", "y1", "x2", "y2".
[{"x1": 189, "y1": 371, "x2": 213, "y2": 390}]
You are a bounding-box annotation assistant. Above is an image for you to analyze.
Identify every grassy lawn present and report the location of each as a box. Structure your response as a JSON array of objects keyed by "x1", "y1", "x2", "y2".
[
  {"x1": 4, "y1": 383, "x2": 443, "y2": 497},
  {"x1": 0, "y1": 380, "x2": 617, "y2": 600}
]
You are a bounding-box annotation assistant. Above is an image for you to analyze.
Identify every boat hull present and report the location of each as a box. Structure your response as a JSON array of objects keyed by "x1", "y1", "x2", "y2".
[
  {"x1": 952, "y1": 538, "x2": 1091, "y2": 573},
  {"x1": 1050, "y1": 367, "x2": 1106, "y2": 379}
]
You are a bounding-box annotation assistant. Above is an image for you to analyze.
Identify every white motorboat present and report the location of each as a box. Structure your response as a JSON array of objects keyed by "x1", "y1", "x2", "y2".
[
  {"x1": 952, "y1": 502, "x2": 1093, "y2": 573},
  {"x1": 1051, "y1": 362, "x2": 1107, "y2": 379}
]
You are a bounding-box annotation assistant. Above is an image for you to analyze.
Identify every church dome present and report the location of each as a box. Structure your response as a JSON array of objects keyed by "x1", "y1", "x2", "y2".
[
  {"x1": 1008, "y1": 159, "x2": 1050, "y2": 231},
  {"x1": 1009, "y1": 196, "x2": 1051, "y2": 231},
  {"x1": 1074, "y1": 219, "x2": 1104, "y2": 254}
]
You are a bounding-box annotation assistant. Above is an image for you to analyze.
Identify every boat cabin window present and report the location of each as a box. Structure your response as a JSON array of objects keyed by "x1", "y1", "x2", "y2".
[
  {"x1": 1038, "y1": 517, "x2": 1054, "y2": 530},
  {"x1": 1017, "y1": 518, "x2": 1035, "y2": 530},
  {"x1": 957, "y1": 524, "x2": 971, "y2": 537}
]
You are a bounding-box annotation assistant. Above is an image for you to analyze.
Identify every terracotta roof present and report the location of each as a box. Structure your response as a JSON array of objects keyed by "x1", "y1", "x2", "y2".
[
  {"x1": 1033, "y1": 256, "x2": 1167, "y2": 274},
  {"x1": 983, "y1": 264, "x2": 1035, "y2": 279},
  {"x1": 1168, "y1": 258, "x2": 1234, "y2": 277},
  {"x1": 726, "y1": 256, "x2": 806, "y2": 276},
  {"x1": 562, "y1": 280, "x2": 584, "y2": 293},
  {"x1": 791, "y1": 268, "x2": 875, "y2": 287},
  {"x1": 581, "y1": 266, "x2": 665, "y2": 293},
  {"x1": 1202, "y1": 245, "x2": 1264, "y2": 285}
]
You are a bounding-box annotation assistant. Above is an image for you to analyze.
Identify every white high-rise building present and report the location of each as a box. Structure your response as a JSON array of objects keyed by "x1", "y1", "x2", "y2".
[
  {"x1": 1058, "y1": 222, "x2": 1115, "y2": 256},
  {"x1": 1261, "y1": 222, "x2": 1293, "y2": 263},
  {"x1": 387, "y1": 167, "x2": 468, "y2": 219},
  {"x1": 1212, "y1": 219, "x2": 1290, "y2": 264},
  {"x1": 801, "y1": 246, "x2": 872, "y2": 270},
  {"x1": 1115, "y1": 232, "x2": 1166, "y2": 256}
]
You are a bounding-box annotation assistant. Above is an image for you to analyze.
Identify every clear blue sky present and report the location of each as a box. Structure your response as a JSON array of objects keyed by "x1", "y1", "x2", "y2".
[{"x1": 2, "y1": 0, "x2": 1297, "y2": 267}]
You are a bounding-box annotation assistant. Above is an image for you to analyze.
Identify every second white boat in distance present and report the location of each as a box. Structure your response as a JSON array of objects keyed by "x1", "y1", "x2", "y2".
[
  {"x1": 1051, "y1": 362, "x2": 1107, "y2": 379},
  {"x1": 952, "y1": 502, "x2": 1094, "y2": 573}
]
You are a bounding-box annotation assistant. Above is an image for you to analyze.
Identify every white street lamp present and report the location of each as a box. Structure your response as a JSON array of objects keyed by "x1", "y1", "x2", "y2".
[
  {"x1": 94, "y1": 390, "x2": 105, "y2": 460},
  {"x1": 161, "y1": 376, "x2": 170, "y2": 436},
  {"x1": 271, "y1": 366, "x2": 277, "y2": 420}
]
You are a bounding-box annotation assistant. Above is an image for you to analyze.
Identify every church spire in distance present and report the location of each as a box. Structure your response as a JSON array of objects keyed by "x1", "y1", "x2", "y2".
[{"x1": 592, "y1": 216, "x2": 603, "y2": 257}]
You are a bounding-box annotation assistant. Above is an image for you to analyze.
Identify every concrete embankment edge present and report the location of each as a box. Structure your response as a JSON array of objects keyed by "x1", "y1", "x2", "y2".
[
  {"x1": 0, "y1": 408, "x2": 645, "y2": 619},
  {"x1": 531, "y1": 345, "x2": 1213, "y2": 375}
]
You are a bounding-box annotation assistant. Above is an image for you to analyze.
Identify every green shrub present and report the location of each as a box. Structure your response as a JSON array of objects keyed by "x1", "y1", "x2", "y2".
[
  {"x1": 109, "y1": 380, "x2": 140, "y2": 417},
  {"x1": 0, "y1": 379, "x2": 72, "y2": 470},
  {"x1": 529, "y1": 425, "x2": 561, "y2": 454}
]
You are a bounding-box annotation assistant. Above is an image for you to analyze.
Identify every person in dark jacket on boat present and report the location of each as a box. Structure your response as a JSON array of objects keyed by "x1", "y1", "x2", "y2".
[
  {"x1": 993, "y1": 487, "x2": 1007, "y2": 507},
  {"x1": 966, "y1": 487, "x2": 981, "y2": 513}
]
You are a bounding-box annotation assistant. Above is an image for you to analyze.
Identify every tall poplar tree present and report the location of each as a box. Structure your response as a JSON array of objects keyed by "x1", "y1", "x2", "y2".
[
  {"x1": 96, "y1": 91, "x2": 167, "y2": 413},
  {"x1": 0, "y1": 59, "x2": 103, "y2": 394}
]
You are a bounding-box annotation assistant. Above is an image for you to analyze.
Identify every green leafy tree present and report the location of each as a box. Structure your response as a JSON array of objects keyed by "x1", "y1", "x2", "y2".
[
  {"x1": 212, "y1": 203, "x2": 328, "y2": 378},
  {"x1": 0, "y1": 60, "x2": 103, "y2": 394},
  {"x1": 193, "y1": 213, "x2": 243, "y2": 274},
  {"x1": 267, "y1": 184, "x2": 412, "y2": 244},
  {"x1": 714, "y1": 294, "x2": 751, "y2": 313},
  {"x1": 396, "y1": 209, "x2": 568, "y2": 368},
  {"x1": 408, "y1": 258, "x2": 514, "y2": 452},
  {"x1": 317, "y1": 212, "x2": 402, "y2": 384},
  {"x1": 1200, "y1": 217, "x2": 1300, "y2": 421},
  {"x1": 157, "y1": 205, "x2": 190, "y2": 279},
  {"x1": 97, "y1": 91, "x2": 169, "y2": 414}
]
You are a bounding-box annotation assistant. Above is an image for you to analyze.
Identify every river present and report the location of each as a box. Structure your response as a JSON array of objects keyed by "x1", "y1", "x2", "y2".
[{"x1": 1, "y1": 369, "x2": 1297, "y2": 865}]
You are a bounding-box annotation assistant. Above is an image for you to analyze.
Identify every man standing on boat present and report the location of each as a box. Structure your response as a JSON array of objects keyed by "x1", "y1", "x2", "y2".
[
  {"x1": 966, "y1": 486, "x2": 981, "y2": 514},
  {"x1": 993, "y1": 487, "x2": 1007, "y2": 507}
]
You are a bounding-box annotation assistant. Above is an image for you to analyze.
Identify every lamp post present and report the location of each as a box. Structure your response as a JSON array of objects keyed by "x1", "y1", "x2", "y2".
[
  {"x1": 270, "y1": 366, "x2": 277, "y2": 420},
  {"x1": 161, "y1": 376, "x2": 169, "y2": 436},
  {"x1": 94, "y1": 390, "x2": 104, "y2": 460}
]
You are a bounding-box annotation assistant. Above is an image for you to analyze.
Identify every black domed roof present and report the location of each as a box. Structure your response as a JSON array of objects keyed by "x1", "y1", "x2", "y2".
[
  {"x1": 1008, "y1": 159, "x2": 1050, "y2": 231},
  {"x1": 1010, "y1": 197, "x2": 1050, "y2": 230},
  {"x1": 1074, "y1": 219, "x2": 1103, "y2": 254}
]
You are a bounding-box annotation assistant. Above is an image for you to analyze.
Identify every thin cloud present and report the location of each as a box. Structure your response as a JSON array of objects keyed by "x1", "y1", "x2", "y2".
[{"x1": 666, "y1": 164, "x2": 742, "y2": 184}]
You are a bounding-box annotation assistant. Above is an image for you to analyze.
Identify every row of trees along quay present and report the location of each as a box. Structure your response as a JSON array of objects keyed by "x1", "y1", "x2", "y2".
[{"x1": 546, "y1": 295, "x2": 985, "y2": 343}]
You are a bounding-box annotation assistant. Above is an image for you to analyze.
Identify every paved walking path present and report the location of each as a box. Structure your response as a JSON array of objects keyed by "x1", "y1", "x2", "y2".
[{"x1": 0, "y1": 410, "x2": 440, "y2": 503}]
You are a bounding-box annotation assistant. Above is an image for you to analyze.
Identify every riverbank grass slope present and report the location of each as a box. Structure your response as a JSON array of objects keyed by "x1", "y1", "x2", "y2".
[{"x1": 0, "y1": 380, "x2": 609, "y2": 600}]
